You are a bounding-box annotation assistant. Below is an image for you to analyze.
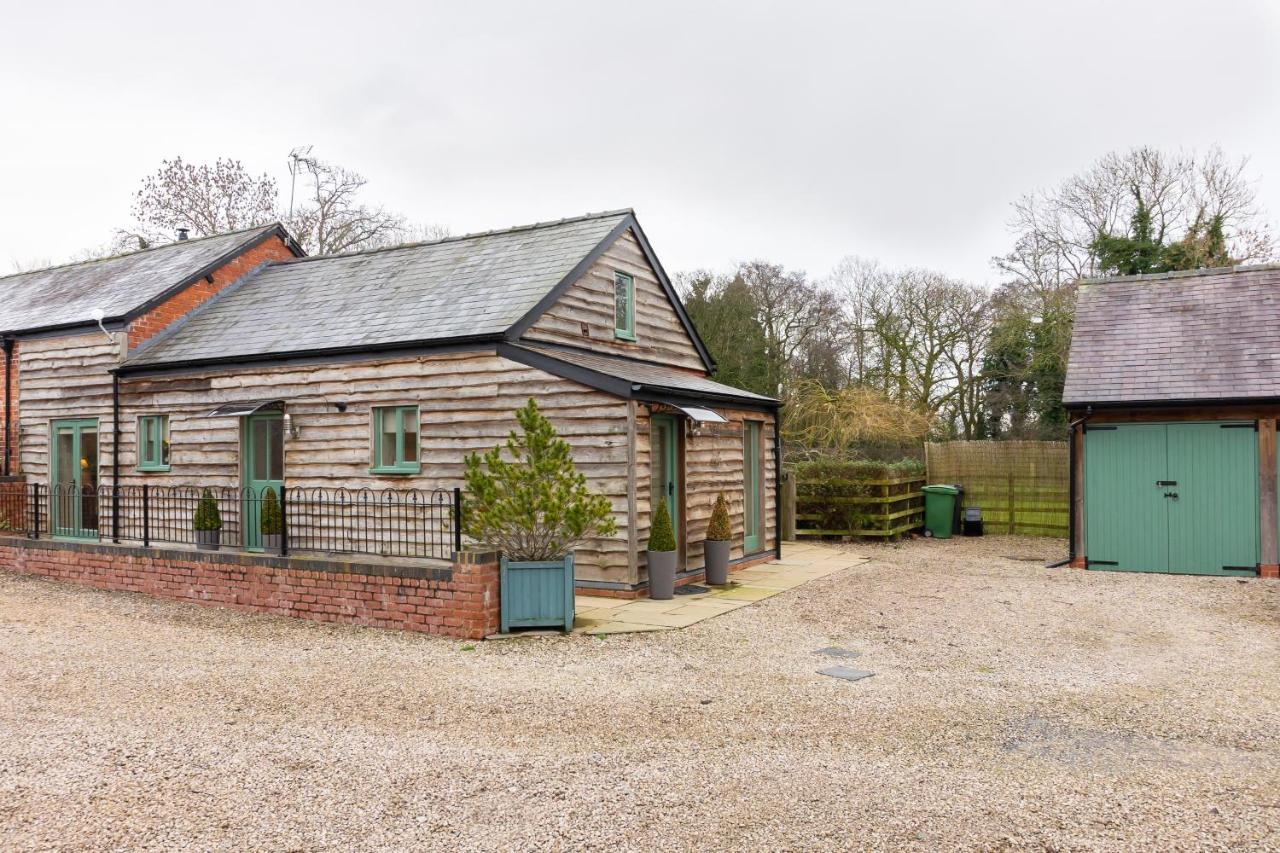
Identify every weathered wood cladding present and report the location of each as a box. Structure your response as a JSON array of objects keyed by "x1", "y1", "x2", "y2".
[
  {"x1": 112, "y1": 352, "x2": 635, "y2": 582},
  {"x1": 523, "y1": 231, "x2": 705, "y2": 371},
  {"x1": 636, "y1": 406, "x2": 776, "y2": 580},
  {"x1": 16, "y1": 331, "x2": 122, "y2": 482}
]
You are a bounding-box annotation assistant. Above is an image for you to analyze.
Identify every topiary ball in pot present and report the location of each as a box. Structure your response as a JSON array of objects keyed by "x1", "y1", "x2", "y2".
[
  {"x1": 193, "y1": 488, "x2": 222, "y2": 551},
  {"x1": 704, "y1": 493, "x2": 732, "y2": 585},
  {"x1": 647, "y1": 496, "x2": 677, "y2": 600}
]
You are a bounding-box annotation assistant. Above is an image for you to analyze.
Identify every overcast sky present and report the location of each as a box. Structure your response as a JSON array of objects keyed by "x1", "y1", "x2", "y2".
[{"x1": 2, "y1": 1, "x2": 1278, "y2": 285}]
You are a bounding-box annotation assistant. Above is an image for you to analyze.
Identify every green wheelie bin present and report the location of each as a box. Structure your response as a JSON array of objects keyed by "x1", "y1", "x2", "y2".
[{"x1": 921, "y1": 484, "x2": 960, "y2": 539}]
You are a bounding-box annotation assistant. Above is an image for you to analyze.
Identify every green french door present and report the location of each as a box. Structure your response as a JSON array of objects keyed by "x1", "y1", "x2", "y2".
[
  {"x1": 650, "y1": 414, "x2": 681, "y2": 544},
  {"x1": 744, "y1": 421, "x2": 762, "y2": 553},
  {"x1": 1085, "y1": 422, "x2": 1258, "y2": 575},
  {"x1": 242, "y1": 413, "x2": 284, "y2": 550},
  {"x1": 51, "y1": 418, "x2": 100, "y2": 538}
]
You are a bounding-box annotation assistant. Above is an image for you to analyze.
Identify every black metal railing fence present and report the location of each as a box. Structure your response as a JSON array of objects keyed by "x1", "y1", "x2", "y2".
[{"x1": 0, "y1": 482, "x2": 461, "y2": 561}]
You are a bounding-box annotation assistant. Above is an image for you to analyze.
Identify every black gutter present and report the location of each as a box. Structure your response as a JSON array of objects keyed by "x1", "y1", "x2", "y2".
[
  {"x1": 114, "y1": 334, "x2": 505, "y2": 378},
  {"x1": 112, "y1": 374, "x2": 120, "y2": 543},
  {"x1": 2, "y1": 337, "x2": 11, "y2": 477}
]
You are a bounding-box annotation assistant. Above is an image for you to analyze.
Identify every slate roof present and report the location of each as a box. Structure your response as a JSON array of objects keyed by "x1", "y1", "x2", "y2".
[
  {"x1": 1063, "y1": 264, "x2": 1280, "y2": 405},
  {"x1": 126, "y1": 211, "x2": 633, "y2": 367},
  {"x1": 508, "y1": 342, "x2": 778, "y2": 405},
  {"x1": 0, "y1": 224, "x2": 289, "y2": 335}
]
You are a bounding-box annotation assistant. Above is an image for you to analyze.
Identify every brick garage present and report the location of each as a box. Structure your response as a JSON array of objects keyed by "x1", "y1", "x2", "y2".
[{"x1": 0, "y1": 537, "x2": 500, "y2": 639}]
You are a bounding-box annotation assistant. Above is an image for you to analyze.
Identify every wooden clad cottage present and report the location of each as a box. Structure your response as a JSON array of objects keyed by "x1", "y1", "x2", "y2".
[
  {"x1": 0, "y1": 210, "x2": 778, "y2": 596},
  {"x1": 1063, "y1": 264, "x2": 1280, "y2": 579}
]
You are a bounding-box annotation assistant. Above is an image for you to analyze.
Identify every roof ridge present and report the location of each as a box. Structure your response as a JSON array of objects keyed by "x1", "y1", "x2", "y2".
[
  {"x1": 0, "y1": 222, "x2": 281, "y2": 282},
  {"x1": 1079, "y1": 262, "x2": 1280, "y2": 287},
  {"x1": 269, "y1": 208, "x2": 634, "y2": 266}
]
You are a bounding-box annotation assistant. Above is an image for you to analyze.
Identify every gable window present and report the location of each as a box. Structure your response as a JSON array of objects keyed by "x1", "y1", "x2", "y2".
[
  {"x1": 371, "y1": 405, "x2": 421, "y2": 474},
  {"x1": 137, "y1": 415, "x2": 170, "y2": 471},
  {"x1": 614, "y1": 271, "x2": 635, "y2": 341}
]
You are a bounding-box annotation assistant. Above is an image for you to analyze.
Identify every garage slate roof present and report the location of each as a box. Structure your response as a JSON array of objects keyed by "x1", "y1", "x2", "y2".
[
  {"x1": 1063, "y1": 264, "x2": 1280, "y2": 405},
  {"x1": 502, "y1": 342, "x2": 778, "y2": 406},
  {"x1": 0, "y1": 224, "x2": 291, "y2": 335},
  {"x1": 125, "y1": 210, "x2": 635, "y2": 367}
]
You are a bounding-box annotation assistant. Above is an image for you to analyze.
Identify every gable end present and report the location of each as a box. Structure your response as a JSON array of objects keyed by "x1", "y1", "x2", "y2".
[{"x1": 505, "y1": 213, "x2": 715, "y2": 373}]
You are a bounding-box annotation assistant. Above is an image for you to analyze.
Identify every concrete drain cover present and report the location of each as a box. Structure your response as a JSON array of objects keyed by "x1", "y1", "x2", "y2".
[
  {"x1": 818, "y1": 666, "x2": 874, "y2": 682},
  {"x1": 815, "y1": 646, "x2": 860, "y2": 659}
]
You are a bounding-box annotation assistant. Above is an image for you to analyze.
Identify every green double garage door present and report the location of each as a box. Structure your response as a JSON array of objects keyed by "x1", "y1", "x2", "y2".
[{"x1": 1085, "y1": 422, "x2": 1259, "y2": 576}]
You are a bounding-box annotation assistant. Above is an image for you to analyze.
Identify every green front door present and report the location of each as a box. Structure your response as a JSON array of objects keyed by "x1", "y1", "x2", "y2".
[
  {"x1": 1085, "y1": 422, "x2": 1259, "y2": 575},
  {"x1": 242, "y1": 413, "x2": 284, "y2": 550},
  {"x1": 51, "y1": 418, "x2": 100, "y2": 538},
  {"x1": 650, "y1": 414, "x2": 681, "y2": 543},
  {"x1": 744, "y1": 421, "x2": 762, "y2": 553}
]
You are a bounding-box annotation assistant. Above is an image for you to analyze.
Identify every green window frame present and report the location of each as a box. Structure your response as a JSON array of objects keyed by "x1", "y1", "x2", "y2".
[
  {"x1": 370, "y1": 405, "x2": 421, "y2": 474},
  {"x1": 137, "y1": 415, "x2": 170, "y2": 472},
  {"x1": 614, "y1": 271, "x2": 636, "y2": 341}
]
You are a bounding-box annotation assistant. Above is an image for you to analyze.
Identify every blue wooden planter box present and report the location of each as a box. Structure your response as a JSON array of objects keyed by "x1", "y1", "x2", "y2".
[{"x1": 500, "y1": 554, "x2": 574, "y2": 633}]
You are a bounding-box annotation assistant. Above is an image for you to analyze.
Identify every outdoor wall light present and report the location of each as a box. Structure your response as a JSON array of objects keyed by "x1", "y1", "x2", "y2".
[{"x1": 283, "y1": 413, "x2": 300, "y2": 440}]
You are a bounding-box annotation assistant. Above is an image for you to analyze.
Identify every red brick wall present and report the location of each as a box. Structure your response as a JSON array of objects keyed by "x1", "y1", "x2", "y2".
[
  {"x1": 0, "y1": 539, "x2": 501, "y2": 639},
  {"x1": 126, "y1": 235, "x2": 297, "y2": 351}
]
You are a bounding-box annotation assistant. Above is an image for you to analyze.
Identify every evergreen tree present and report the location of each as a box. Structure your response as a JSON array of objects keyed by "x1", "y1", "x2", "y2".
[{"x1": 463, "y1": 398, "x2": 617, "y2": 561}]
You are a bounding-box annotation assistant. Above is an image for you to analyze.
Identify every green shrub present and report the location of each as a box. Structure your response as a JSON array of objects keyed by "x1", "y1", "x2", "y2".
[
  {"x1": 706, "y1": 493, "x2": 731, "y2": 541},
  {"x1": 261, "y1": 488, "x2": 282, "y2": 535},
  {"x1": 193, "y1": 489, "x2": 222, "y2": 532},
  {"x1": 464, "y1": 398, "x2": 617, "y2": 561},
  {"x1": 647, "y1": 497, "x2": 676, "y2": 552}
]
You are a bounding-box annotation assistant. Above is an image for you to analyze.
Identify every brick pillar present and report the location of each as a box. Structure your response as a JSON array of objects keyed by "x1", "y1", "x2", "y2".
[{"x1": 451, "y1": 548, "x2": 501, "y2": 639}]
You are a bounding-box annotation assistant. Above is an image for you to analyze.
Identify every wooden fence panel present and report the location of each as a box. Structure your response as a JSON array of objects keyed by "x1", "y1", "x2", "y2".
[
  {"x1": 925, "y1": 441, "x2": 1068, "y2": 537},
  {"x1": 791, "y1": 473, "x2": 925, "y2": 540}
]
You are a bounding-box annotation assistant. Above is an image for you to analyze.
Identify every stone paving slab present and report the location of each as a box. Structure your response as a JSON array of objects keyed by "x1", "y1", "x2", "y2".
[
  {"x1": 818, "y1": 666, "x2": 875, "y2": 682},
  {"x1": 572, "y1": 544, "x2": 867, "y2": 635}
]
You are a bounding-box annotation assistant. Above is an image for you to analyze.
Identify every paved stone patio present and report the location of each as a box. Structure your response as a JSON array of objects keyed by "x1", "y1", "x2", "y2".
[{"x1": 572, "y1": 541, "x2": 868, "y2": 634}]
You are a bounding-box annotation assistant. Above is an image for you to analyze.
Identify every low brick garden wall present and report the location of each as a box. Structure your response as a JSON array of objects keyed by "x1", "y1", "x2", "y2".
[{"x1": 0, "y1": 536, "x2": 500, "y2": 639}]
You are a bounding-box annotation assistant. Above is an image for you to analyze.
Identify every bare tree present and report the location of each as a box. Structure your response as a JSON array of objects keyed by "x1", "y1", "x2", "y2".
[
  {"x1": 832, "y1": 258, "x2": 990, "y2": 438},
  {"x1": 284, "y1": 153, "x2": 446, "y2": 255},
  {"x1": 129, "y1": 157, "x2": 278, "y2": 244},
  {"x1": 735, "y1": 260, "x2": 835, "y2": 396},
  {"x1": 996, "y1": 146, "x2": 1274, "y2": 292},
  {"x1": 120, "y1": 149, "x2": 448, "y2": 256}
]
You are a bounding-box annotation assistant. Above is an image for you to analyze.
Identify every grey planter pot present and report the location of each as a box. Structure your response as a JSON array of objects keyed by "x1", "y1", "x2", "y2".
[
  {"x1": 263, "y1": 534, "x2": 282, "y2": 554},
  {"x1": 704, "y1": 539, "x2": 731, "y2": 585},
  {"x1": 195, "y1": 529, "x2": 221, "y2": 552},
  {"x1": 647, "y1": 549, "x2": 677, "y2": 600}
]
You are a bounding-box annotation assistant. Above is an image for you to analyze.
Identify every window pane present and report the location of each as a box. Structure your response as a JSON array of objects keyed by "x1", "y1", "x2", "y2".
[
  {"x1": 55, "y1": 430, "x2": 76, "y2": 490},
  {"x1": 252, "y1": 420, "x2": 269, "y2": 481},
  {"x1": 379, "y1": 408, "x2": 398, "y2": 467},
  {"x1": 80, "y1": 430, "x2": 99, "y2": 491},
  {"x1": 615, "y1": 273, "x2": 631, "y2": 332},
  {"x1": 267, "y1": 419, "x2": 283, "y2": 480},
  {"x1": 160, "y1": 418, "x2": 170, "y2": 466},
  {"x1": 140, "y1": 419, "x2": 154, "y2": 464},
  {"x1": 401, "y1": 409, "x2": 418, "y2": 464}
]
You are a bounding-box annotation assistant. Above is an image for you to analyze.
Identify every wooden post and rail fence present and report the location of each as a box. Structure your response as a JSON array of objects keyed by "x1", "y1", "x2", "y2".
[{"x1": 781, "y1": 440, "x2": 1068, "y2": 541}]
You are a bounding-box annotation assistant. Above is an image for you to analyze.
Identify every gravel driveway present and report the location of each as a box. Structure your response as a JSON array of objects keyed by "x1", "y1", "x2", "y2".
[{"x1": 2, "y1": 537, "x2": 1279, "y2": 851}]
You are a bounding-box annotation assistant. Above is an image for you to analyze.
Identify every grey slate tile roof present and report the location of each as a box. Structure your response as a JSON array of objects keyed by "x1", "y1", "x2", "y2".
[
  {"x1": 1063, "y1": 264, "x2": 1280, "y2": 405},
  {"x1": 513, "y1": 342, "x2": 778, "y2": 404},
  {"x1": 126, "y1": 211, "x2": 631, "y2": 367},
  {"x1": 0, "y1": 224, "x2": 284, "y2": 334}
]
